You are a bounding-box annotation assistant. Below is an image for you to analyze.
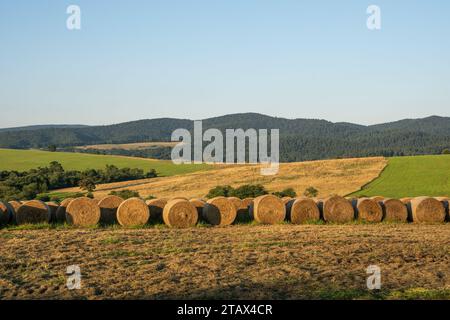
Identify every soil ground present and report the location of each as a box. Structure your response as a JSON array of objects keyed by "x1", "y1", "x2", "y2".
[{"x1": 0, "y1": 223, "x2": 448, "y2": 300}]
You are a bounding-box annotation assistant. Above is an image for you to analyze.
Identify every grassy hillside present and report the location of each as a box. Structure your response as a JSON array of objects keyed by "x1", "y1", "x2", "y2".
[
  {"x1": 0, "y1": 149, "x2": 209, "y2": 177},
  {"x1": 350, "y1": 155, "x2": 450, "y2": 198}
]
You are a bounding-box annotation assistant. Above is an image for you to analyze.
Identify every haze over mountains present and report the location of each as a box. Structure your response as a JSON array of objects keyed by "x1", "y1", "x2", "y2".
[{"x1": 0, "y1": 113, "x2": 449, "y2": 162}]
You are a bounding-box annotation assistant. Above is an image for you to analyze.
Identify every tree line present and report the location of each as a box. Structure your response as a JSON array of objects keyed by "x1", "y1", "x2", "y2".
[{"x1": 0, "y1": 162, "x2": 157, "y2": 201}]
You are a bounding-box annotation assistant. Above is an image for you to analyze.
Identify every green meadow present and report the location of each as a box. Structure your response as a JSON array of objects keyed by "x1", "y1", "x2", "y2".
[
  {"x1": 0, "y1": 148, "x2": 209, "y2": 177},
  {"x1": 350, "y1": 155, "x2": 450, "y2": 198}
]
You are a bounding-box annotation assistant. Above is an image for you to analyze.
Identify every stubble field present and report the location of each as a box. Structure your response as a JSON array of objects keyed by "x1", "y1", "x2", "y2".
[{"x1": 1, "y1": 224, "x2": 448, "y2": 300}]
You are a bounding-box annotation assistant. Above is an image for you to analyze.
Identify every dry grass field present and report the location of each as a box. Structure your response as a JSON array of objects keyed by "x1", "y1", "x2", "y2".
[
  {"x1": 56, "y1": 157, "x2": 387, "y2": 199},
  {"x1": 76, "y1": 142, "x2": 178, "y2": 150},
  {"x1": 0, "y1": 224, "x2": 448, "y2": 300}
]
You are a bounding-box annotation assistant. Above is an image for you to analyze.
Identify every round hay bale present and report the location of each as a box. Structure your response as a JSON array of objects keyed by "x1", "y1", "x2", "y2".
[
  {"x1": 252, "y1": 195, "x2": 285, "y2": 224},
  {"x1": 400, "y1": 197, "x2": 411, "y2": 204},
  {"x1": 0, "y1": 201, "x2": 13, "y2": 225},
  {"x1": 98, "y1": 195, "x2": 124, "y2": 224},
  {"x1": 66, "y1": 197, "x2": 101, "y2": 227},
  {"x1": 236, "y1": 197, "x2": 253, "y2": 222},
  {"x1": 170, "y1": 196, "x2": 189, "y2": 201},
  {"x1": 7, "y1": 201, "x2": 21, "y2": 224},
  {"x1": 281, "y1": 197, "x2": 292, "y2": 205},
  {"x1": 116, "y1": 197, "x2": 150, "y2": 227},
  {"x1": 46, "y1": 201, "x2": 59, "y2": 223},
  {"x1": 163, "y1": 199, "x2": 198, "y2": 228},
  {"x1": 370, "y1": 196, "x2": 384, "y2": 203},
  {"x1": 55, "y1": 198, "x2": 74, "y2": 223},
  {"x1": 203, "y1": 197, "x2": 237, "y2": 226},
  {"x1": 189, "y1": 198, "x2": 205, "y2": 220},
  {"x1": 16, "y1": 200, "x2": 51, "y2": 225},
  {"x1": 353, "y1": 198, "x2": 383, "y2": 222},
  {"x1": 228, "y1": 197, "x2": 242, "y2": 211},
  {"x1": 146, "y1": 198, "x2": 168, "y2": 223},
  {"x1": 286, "y1": 197, "x2": 320, "y2": 224},
  {"x1": 408, "y1": 197, "x2": 446, "y2": 223},
  {"x1": 435, "y1": 197, "x2": 449, "y2": 221},
  {"x1": 319, "y1": 196, "x2": 354, "y2": 223},
  {"x1": 8, "y1": 200, "x2": 22, "y2": 212},
  {"x1": 381, "y1": 198, "x2": 408, "y2": 222}
]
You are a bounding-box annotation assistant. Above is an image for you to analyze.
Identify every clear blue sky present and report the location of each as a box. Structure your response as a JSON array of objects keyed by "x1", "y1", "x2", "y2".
[{"x1": 0, "y1": 0, "x2": 449, "y2": 128}]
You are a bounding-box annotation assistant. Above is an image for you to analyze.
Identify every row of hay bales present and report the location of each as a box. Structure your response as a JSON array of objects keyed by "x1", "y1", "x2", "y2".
[{"x1": 0, "y1": 195, "x2": 448, "y2": 228}]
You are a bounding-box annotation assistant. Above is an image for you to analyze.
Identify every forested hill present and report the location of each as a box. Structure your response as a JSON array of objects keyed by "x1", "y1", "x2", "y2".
[
  {"x1": 0, "y1": 114, "x2": 449, "y2": 162},
  {"x1": 0, "y1": 124, "x2": 88, "y2": 133}
]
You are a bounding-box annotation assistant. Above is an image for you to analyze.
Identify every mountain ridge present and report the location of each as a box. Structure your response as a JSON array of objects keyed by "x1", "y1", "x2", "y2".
[{"x1": 0, "y1": 113, "x2": 449, "y2": 162}]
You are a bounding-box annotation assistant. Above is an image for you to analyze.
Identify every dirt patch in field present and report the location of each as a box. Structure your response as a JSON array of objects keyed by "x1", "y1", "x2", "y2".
[
  {"x1": 56, "y1": 157, "x2": 387, "y2": 199},
  {"x1": 0, "y1": 224, "x2": 448, "y2": 300}
]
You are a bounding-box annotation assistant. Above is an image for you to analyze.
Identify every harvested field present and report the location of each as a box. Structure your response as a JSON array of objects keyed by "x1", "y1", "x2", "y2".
[
  {"x1": 55, "y1": 157, "x2": 387, "y2": 200},
  {"x1": 0, "y1": 224, "x2": 448, "y2": 300}
]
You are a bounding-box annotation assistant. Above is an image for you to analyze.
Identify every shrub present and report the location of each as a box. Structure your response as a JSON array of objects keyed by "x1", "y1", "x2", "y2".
[
  {"x1": 272, "y1": 188, "x2": 297, "y2": 198},
  {"x1": 303, "y1": 186, "x2": 318, "y2": 198},
  {"x1": 206, "y1": 184, "x2": 268, "y2": 199},
  {"x1": 206, "y1": 185, "x2": 234, "y2": 199},
  {"x1": 442, "y1": 149, "x2": 450, "y2": 155},
  {"x1": 79, "y1": 177, "x2": 96, "y2": 192},
  {"x1": 109, "y1": 189, "x2": 140, "y2": 199},
  {"x1": 47, "y1": 145, "x2": 57, "y2": 152},
  {"x1": 231, "y1": 184, "x2": 268, "y2": 199}
]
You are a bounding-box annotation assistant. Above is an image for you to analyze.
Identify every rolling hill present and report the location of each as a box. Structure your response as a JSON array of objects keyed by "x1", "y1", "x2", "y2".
[
  {"x1": 0, "y1": 149, "x2": 209, "y2": 177},
  {"x1": 0, "y1": 124, "x2": 88, "y2": 133},
  {"x1": 0, "y1": 113, "x2": 449, "y2": 162},
  {"x1": 55, "y1": 157, "x2": 387, "y2": 200}
]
